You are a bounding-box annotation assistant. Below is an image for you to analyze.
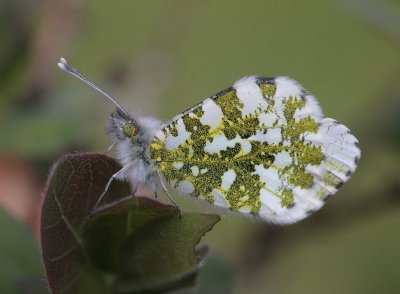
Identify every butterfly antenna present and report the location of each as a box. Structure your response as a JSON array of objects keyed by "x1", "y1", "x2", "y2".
[{"x1": 57, "y1": 57, "x2": 126, "y2": 111}]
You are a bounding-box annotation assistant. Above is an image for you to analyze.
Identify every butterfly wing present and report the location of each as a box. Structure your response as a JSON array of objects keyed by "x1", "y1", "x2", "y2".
[{"x1": 150, "y1": 76, "x2": 360, "y2": 224}]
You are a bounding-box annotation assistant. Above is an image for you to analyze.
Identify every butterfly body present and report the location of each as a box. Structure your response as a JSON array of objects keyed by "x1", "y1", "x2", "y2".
[{"x1": 108, "y1": 108, "x2": 162, "y2": 192}]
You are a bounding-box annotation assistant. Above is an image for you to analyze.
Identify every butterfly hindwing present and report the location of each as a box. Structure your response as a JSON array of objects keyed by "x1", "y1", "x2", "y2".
[{"x1": 150, "y1": 76, "x2": 360, "y2": 224}]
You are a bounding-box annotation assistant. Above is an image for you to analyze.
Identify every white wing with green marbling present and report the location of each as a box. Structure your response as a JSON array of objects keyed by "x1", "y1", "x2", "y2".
[{"x1": 151, "y1": 76, "x2": 360, "y2": 224}]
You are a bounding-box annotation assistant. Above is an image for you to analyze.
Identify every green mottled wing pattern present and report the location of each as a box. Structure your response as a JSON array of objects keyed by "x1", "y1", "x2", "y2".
[{"x1": 150, "y1": 76, "x2": 360, "y2": 224}]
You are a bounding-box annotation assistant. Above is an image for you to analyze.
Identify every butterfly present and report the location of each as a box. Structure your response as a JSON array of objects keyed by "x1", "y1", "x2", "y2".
[{"x1": 58, "y1": 58, "x2": 360, "y2": 224}]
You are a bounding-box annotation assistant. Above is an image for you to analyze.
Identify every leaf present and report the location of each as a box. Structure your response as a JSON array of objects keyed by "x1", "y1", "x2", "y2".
[
  {"x1": 0, "y1": 208, "x2": 45, "y2": 294},
  {"x1": 41, "y1": 153, "x2": 220, "y2": 293},
  {"x1": 41, "y1": 153, "x2": 128, "y2": 293}
]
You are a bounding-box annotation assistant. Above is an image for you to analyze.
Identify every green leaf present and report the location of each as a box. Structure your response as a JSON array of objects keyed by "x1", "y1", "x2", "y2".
[
  {"x1": 0, "y1": 208, "x2": 45, "y2": 294},
  {"x1": 41, "y1": 153, "x2": 220, "y2": 293}
]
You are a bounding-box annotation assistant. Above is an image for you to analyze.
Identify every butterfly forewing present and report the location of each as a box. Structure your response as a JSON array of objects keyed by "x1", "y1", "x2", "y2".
[{"x1": 150, "y1": 76, "x2": 360, "y2": 224}]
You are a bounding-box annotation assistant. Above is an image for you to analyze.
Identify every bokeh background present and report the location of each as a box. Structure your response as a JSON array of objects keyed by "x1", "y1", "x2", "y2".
[{"x1": 1, "y1": 0, "x2": 400, "y2": 293}]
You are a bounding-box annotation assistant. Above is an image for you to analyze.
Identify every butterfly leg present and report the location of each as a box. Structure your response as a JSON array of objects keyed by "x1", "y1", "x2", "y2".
[
  {"x1": 131, "y1": 181, "x2": 139, "y2": 196},
  {"x1": 157, "y1": 173, "x2": 182, "y2": 217},
  {"x1": 102, "y1": 142, "x2": 116, "y2": 154},
  {"x1": 94, "y1": 165, "x2": 129, "y2": 209}
]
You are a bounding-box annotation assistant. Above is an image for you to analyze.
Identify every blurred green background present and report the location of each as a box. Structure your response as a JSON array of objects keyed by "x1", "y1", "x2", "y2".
[{"x1": 1, "y1": 0, "x2": 400, "y2": 293}]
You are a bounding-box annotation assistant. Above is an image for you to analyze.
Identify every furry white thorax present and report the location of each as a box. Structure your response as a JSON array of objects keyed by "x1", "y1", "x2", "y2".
[{"x1": 111, "y1": 113, "x2": 162, "y2": 191}]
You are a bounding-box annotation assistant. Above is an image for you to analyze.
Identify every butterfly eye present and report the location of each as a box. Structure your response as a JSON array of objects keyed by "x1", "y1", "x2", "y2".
[{"x1": 122, "y1": 122, "x2": 138, "y2": 138}]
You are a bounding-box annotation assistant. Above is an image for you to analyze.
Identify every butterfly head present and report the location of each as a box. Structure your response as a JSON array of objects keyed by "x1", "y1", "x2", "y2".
[{"x1": 109, "y1": 107, "x2": 140, "y2": 141}]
